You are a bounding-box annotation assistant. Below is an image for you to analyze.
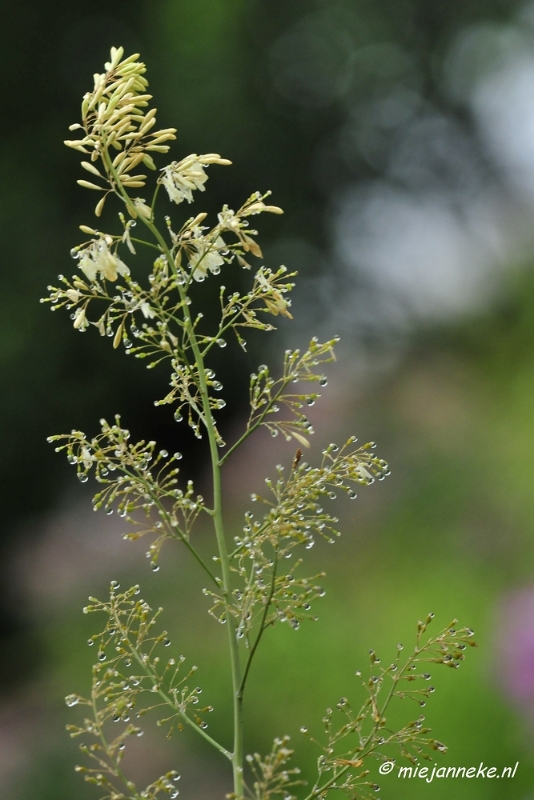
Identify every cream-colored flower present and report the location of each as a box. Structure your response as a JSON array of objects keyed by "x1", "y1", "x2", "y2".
[
  {"x1": 189, "y1": 237, "x2": 225, "y2": 281},
  {"x1": 66, "y1": 289, "x2": 81, "y2": 303},
  {"x1": 161, "y1": 162, "x2": 207, "y2": 204},
  {"x1": 257, "y1": 273, "x2": 292, "y2": 318},
  {"x1": 73, "y1": 307, "x2": 89, "y2": 331},
  {"x1": 79, "y1": 254, "x2": 98, "y2": 282},
  {"x1": 218, "y1": 206, "x2": 262, "y2": 257},
  {"x1": 160, "y1": 154, "x2": 231, "y2": 205},
  {"x1": 356, "y1": 465, "x2": 374, "y2": 482},
  {"x1": 141, "y1": 302, "x2": 156, "y2": 318},
  {"x1": 78, "y1": 238, "x2": 130, "y2": 283},
  {"x1": 80, "y1": 446, "x2": 93, "y2": 469},
  {"x1": 133, "y1": 198, "x2": 152, "y2": 219}
]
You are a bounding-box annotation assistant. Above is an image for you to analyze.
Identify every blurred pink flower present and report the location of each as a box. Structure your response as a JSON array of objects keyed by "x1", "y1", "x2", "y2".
[{"x1": 497, "y1": 587, "x2": 534, "y2": 708}]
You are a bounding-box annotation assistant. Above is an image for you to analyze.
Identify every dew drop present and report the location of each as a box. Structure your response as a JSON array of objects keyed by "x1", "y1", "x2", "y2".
[{"x1": 65, "y1": 694, "x2": 79, "y2": 707}]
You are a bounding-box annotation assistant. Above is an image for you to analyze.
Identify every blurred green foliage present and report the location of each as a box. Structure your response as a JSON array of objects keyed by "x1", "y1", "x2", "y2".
[{"x1": 3, "y1": 0, "x2": 534, "y2": 798}]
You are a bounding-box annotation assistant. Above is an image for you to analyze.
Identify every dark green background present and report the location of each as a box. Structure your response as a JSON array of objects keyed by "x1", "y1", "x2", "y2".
[{"x1": 2, "y1": 1, "x2": 534, "y2": 798}]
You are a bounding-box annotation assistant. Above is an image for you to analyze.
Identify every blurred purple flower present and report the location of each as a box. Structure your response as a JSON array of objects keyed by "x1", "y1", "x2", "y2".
[{"x1": 497, "y1": 588, "x2": 534, "y2": 708}]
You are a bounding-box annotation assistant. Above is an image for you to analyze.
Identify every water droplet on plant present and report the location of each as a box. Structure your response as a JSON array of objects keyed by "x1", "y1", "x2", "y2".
[
  {"x1": 159, "y1": 450, "x2": 168, "y2": 458},
  {"x1": 65, "y1": 694, "x2": 79, "y2": 707},
  {"x1": 151, "y1": 564, "x2": 160, "y2": 572},
  {"x1": 320, "y1": 377, "x2": 328, "y2": 387},
  {"x1": 216, "y1": 339, "x2": 227, "y2": 348},
  {"x1": 98, "y1": 652, "x2": 106, "y2": 661}
]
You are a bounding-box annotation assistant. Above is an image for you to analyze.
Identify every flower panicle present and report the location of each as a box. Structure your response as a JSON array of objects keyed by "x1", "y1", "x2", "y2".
[
  {"x1": 64, "y1": 46, "x2": 177, "y2": 216},
  {"x1": 66, "y1": 583, "x2": 205, "y2": 800},
  {"x1": 303, "y1": 618, "x2": 477, "y2": 800}
]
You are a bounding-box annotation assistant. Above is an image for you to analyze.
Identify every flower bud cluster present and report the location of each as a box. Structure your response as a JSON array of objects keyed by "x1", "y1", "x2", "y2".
[
  {"x1": 246, "y1": 736, "x2": 304, "y2": 800},
  {"x1": 64, "y1": 46, "x2": 177, "y2": 216},
  {"x1": 304, "y1": 618, "x2": 476, "y2": 800},
  {"x1": 66, "y1": 584, "x2": 208, "y2": 800},
  {"x1": 160, "y1": 153, "x2": 232, "y2": 205},
  {"x1": 48, "y1": 417, "x2": 204, "y2": 569}
]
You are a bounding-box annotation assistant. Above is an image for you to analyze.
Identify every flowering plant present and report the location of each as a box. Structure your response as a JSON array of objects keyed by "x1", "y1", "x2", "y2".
[{"x1": 44, "y1": 47, "x2": 476, "y2": 800}]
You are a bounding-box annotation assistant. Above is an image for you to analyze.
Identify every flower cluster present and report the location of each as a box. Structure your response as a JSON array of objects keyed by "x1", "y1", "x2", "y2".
[
  {"x1": 246, "y1": 737, "x2": 305, "y2": 800},
  {"x1": 159, "y1": 153, "x2": 231, "y2": 205},
  {"x1": 205, "y1": 437, "x2": 389, "y2": 639},
  {"x1": 66, "y1": 584, "x2": 223, "y2": 800},
  {"x1": 299, "y1": 617, "x2": 477, "y2": 800},
  {"x1": 64, "y1": 46, "x2": 176, "y2": 216},
  {"x1": 53, "y1": 47, "x2": 475, "y2": 800},
  {"x1": 47, "y1": 417, "x2": 211, "y2": 575}
]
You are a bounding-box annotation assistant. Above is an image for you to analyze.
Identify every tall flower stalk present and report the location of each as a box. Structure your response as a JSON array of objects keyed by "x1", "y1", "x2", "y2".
[{"x1": 44, "y1": 48, "x2": 476, "y2": 800}]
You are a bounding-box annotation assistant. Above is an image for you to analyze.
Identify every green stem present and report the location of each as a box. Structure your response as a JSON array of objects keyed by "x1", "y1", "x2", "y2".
[
  {"x1": 123, "y1": 467, "x2": 220, "y2": 586},
  {"x1": 219, "y1": 376, "x2": 294, "y2": 466},
  {"x1": 304, "y1": 657, "x2": 412, "y2": 800},
  {"x1": 128, "y1": 237, "x2": 161, "y2": 251},
  {"x1": 91, "y1": 692, "x2": 145, "y2": 800},
  {"x1": 237, "y1": 550, "x2": 278, "y2": 699},
  {"x1": 111, "y1": 610, "x2": 231, "y2": 759},
  {"x1": 103, "y1": 155, "x2": 245, "y2": 798}
]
